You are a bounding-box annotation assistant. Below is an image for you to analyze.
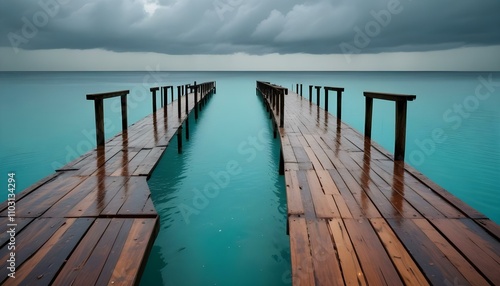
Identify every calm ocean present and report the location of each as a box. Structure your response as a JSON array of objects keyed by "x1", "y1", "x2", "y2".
[{"x1": 1, "y1": 71, "x2": 499, "y2": 284}]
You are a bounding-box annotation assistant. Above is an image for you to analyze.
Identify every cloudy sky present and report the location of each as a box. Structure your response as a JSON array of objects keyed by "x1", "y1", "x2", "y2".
[{"x1": 1, "y1": 0, "x2": 499, "y2": 71}]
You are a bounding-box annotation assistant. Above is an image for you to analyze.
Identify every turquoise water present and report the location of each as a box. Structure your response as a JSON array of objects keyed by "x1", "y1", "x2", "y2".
[
  {"x1": 140, "y1": 79, "x2": 290, "y2": 285},
  {"x1": 1, "y1": 71, "x2": 499, "y2": 285}
]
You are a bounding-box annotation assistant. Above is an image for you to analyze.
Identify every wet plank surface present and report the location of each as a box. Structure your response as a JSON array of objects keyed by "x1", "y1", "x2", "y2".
[
  {"x1": 0, "y1": 88, "x2": 213, "y2": 285},
  {"x1": 259, "y1": 88, "x2": 500, "y2": 286}
]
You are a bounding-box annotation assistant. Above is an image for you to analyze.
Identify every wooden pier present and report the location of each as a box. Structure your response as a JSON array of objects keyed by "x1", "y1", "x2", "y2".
[
  {"x1": 0, "y1": 82, "x2": 215, "y2": 285},
  {"x1": 257, "y1": 81, "x2": 500, "y2": 286}
]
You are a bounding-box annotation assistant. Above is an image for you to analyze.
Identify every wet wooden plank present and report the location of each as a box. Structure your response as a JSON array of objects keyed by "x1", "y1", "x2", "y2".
[
  {"x1": 3, "y1": 218, "x2": 94, "y2": 286},
  {"x1": 328, "y1": 219, "x2": 367, "y2": 286},
  {"x1": 307, "y1": 219, "x2": 344, "y2": 285},
  {"x1": 65, "y1": 177, "x2": 129, "y2": 217},
  {"x1": 107, "y1": 218, "x2": 158, "y2": 285},
  {"x1": 285, "y1": 170, "x2": 305, "y2": 216},
  {"x1": 430, "y1": 218, "x2": 500, "y2": 285},
  {"x1": 306, "y1": 170, "x2": 336, "y2": 218},
  {"x1": 475, "y1": 218, "x2": 500, "y2": 240},
  {"x1": 132, "y1": 147, "x2": 166, "y2": 177},
  {"x1": 369, "y1": 218, "x2": 429, "y2": 286},
  {"x1": 289, "y1": 216, "x2": 315, "y2": 286},
  {"x1": 51, "y1": 218, "x2": 112, "y2": 285},
  {"x1": 7, "y1": 176, "x2": 85, "y2": 217},
  {"x1": 0, "y1": 217, "x2": 33, "y2": 247},
  {"x1": 386, "y1": 218, "x2": 469, "y2": 285},
  {"x1": 344, "y1": 218, "x2": 403, "y2": 285},
  {"x1": 413, "y1": 218, "x2": 490, "y2": 286}
]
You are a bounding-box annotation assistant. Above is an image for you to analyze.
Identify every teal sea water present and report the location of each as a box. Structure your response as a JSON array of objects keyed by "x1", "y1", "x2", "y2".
[{"x1": 1, "y1": 71, "x2": 499, "y2": 284}]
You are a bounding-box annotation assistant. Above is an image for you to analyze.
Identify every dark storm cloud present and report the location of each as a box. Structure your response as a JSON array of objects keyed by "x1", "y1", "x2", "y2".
[{"x1": 1, "y1": 0, "x2": 499, "y2": 55}]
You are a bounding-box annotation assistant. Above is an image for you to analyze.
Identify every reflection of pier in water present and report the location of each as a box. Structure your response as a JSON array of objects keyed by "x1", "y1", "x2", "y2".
[{"x1": 258, "y1": 80, "x2": 500, "y2": 286}]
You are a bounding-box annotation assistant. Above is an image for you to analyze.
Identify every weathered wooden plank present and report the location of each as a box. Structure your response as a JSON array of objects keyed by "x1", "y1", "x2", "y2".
[
  {"x1": 289, "y1": 216, "x2": 315, "y2": 286},
  {"x1": 369, "y1": 218, "x2": 429, "y2": 286},
  {"x1": 430, "y1": 218, "x2": 500, "y2": 284},
  {"x1": 3, "y1": 218, "x2": 94, "y2": 286},
  {"x1": 285, "y1": 170, "x2": 305, "y2": 216},
  {"x1": 8, "y1": 176, "x2": 85, "y2": 217},
  {"x1": 344, "y1": 218, "x2": 403, "y2": 285},
  {"x1": 51, "y1": 218, "x2": 113, "y2": 285},
  {"x1": 65, "y1": 177, "x2": 129, "y2": 217},
  {"x1": 475, "y1": 218, "x2": 500, "y2": 240},
  {"x1": 328, "y1": 219, "x2": 367, "y2": 286},
  {"x1": 0, "y1": 217, "x2": 33, "y2": 247},
  {"x1": 107, "y1": 219, "x2": 158, "y2": 285},
  {"x1": 413, "y1": 218, "x2": 490, "y2": 286},
  {"x1": 306, "y1": 219, "x2": 344, "y2": 285},
  {"x1": 387, "y1": 218, "x2": 469, "y2": 285},
  {"x1": 306, "y1": 170, "x2": 337, "y2": 218}
]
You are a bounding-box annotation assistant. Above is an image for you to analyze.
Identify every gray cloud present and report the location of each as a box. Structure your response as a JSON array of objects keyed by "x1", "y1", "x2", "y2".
[{"x1": 1, "y1": 0, "x2": 499, "y2": 55}]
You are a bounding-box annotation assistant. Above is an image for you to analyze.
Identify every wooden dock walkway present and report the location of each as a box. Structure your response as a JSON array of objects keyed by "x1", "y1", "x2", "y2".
[
  {"x1": 257, "y1": 82, "x2": 500, "y2": 285},
  {"x1": 0, "y1": 82, "x2": 215, "y2": 285}
]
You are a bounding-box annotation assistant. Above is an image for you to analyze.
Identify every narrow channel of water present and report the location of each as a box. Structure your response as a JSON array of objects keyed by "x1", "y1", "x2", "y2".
[{"x1": 141, "y1": 78, "x2": 291, "y2": 285}]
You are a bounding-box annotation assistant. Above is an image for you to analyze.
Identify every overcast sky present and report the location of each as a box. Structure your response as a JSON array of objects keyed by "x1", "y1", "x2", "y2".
[{"x1": 1, "y1": 0, "x2": 499, "y2": 71}]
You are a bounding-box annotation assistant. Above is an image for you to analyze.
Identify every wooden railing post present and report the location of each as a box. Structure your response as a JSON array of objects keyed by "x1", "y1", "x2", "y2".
[
  {"x1": 280, "y1": 88, "x2": 285, "y2": 128},
  {"x1": 309, "y1": 85, "x2": 313, "y2": 103},
  {"x1": 87, "y1": 90, "x2": 130, "y2": 147},
  {"x1": 185, "y1": 84, "x2": 189, "y2": 115},
  {"x1": 177, "y1": 85, "x2": 182, "y2": 119},
  {"x1": 395, "y1": 101, "x2": 408, "y2": 161},
  {"x1": 364, "y1": 97, "x2": 373, "y2": 139},
  {"x1": 324, "y1": 87, "x2": 345, "y2": 119},
  {"x1": 363, "y1": 92, "x2": 416, "y2": 161},
  {"x1": 94, "y1": 99, "x2": 104, "y2": 146},
  {"x1": 300, "y1": 84, "x2": 303, "y2": 97},
  {"x1": 120, "y1": 95, "x2": 127, "y2": 131},
  {"x1": 315, "y1": 86, "x2": 321, "y2": 106},
  {"x1": 337, "y1": 89, "x2": 343, "y2": 120},
  {"x1": 194, "y1": 81, "x2": 198, "y2": 120},
  {"x1": 150, "y1": 87, "x2": 159, "y2": 112}
]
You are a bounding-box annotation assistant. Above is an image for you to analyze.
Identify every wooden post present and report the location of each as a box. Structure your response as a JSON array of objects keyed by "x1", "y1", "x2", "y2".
[
  {"x1": 363, "y1": 91, "x2": 416, "y2": 161},
  {"x1": 160, "y1": 86, "x2": 164, "y2": 107},
  {"x1": 194, "y1": 82, "x2": 198, "y2": 120},
  {"x1": 171, "y1": 86, "x2": 174, "y2": 102},
  {"x1": 280, "y1": 89, "x2": 285, "y2": 128},
  {"x1": 94, "y1": 99, "x2": 104, "y2": 146},
  {"x1": 395, "y1": 101, "x2": 407, "y2": 161},
  {"x1": 300, "y1": 84, "x2": 303, "y2": 97},
  {"x1": 315, "y1": 86, "x2": 321, "y2": 106},
  {"x1": 324, "y1": 88, "x2": 329, "y2": 112},
  {"x1": 162, "y1": 86, "x2": 168, "y2": 117},
  {"x1": 296, "y1": 84, "x2": 298, "y2": 94},
  {"x1": 364, "y1": 97, "x2": 373, "y2": 139},
  {"x1": 120, "y1": 95, "x2": 127, "y2": 131},
  {"x1": 185, "y1": 84, "x2": 189, "y2": 115},
  {"x1": 177, "y1": 86, "x2": 181, "y2": 119},
  {"x1": 150, "y1": 87, "x2": 159, "y2": 113},
  {"x1": 309, "y1": 85, "x2": 313, "y2": 103},
  {"x1": 337, "y1": 90, "x2": 343, "y2": 120}
]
